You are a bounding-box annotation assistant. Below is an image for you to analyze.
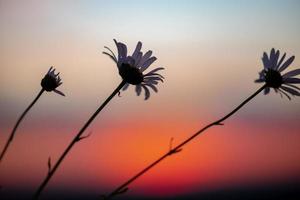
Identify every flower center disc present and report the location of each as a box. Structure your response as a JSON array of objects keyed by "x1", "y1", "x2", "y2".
[
  {"x1": 41, "y1": 75, "x2": 58, "y2": 91},
  {"x1": 264, "y1": 69, "x2": 283, "y2": 88},
  {"x1": 119, "y1": 63, "x2": 144, "y2": 85}
]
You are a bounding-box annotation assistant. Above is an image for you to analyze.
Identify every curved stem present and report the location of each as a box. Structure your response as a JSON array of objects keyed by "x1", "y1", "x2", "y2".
[
  {"x1": 0, "y1": 89, "x2": 44, "y2": 164},
  {"x1": 34, "y1": 80, "x2": 126, "y2": 199},
  {"x1": 106, "y1": 84, "x2": 267, "y2": 199}
]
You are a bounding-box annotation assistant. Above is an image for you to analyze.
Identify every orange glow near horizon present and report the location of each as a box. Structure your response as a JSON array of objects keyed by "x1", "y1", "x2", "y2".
[{"x1": 1, "y1": 116, "x2": 299, "y2": 197}]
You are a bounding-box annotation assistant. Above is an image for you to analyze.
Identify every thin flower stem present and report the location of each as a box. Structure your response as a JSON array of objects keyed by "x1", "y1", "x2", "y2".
[
  {"x1": 34, "y1": 80, "x2": 126, "y2": 199},
  {"x1": 0, "y1": 89, "x2": 45, "y2": 164},
  {"x1": 106, "y1": 84, "x2": 267, "y2": 199}
]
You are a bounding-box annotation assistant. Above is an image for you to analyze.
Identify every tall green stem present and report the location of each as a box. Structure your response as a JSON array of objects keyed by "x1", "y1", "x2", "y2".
[
  {"x1": 0, "y1": 89, "x2": 44, "y2": 164},
  {"x1": 34, "y1": 81, "x2": 126, "y2": 199},
  {"x1": 106, "y1": 84, "x2": 267, "y2": 199}
]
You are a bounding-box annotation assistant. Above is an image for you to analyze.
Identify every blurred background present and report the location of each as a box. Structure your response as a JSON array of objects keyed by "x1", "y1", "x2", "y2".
[{"x1": 0, "y1": 0, "x2": 300, "y2": 199}]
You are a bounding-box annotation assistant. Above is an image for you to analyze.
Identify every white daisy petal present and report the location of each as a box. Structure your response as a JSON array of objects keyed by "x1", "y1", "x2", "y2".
[
  {"x1": 145, "y1": 67, "x2": 165, "y2": 75},
  {"x1": 255, "y1": 79, "x2": 264, "y2": 83},
  {"x1": 278, "y1": 55, "x2": 295, "y2": 72},
  {"x1": 282, "y1": 69, "x2": 300, "y2": 78},
  {"x1": 132, "y1": 41, "x2": 142, "y2": 59},
  {"x1": 275, "y1": 52, "x2": 286, "y2": 70},
  {"x1": 271, "y1": 50, "x2": 280, "y2": 69},
  {"x1": 145, "y1": 76, "x2": 164, "y2": 82},
  {"x1": 103, "y1": 52, "x2": 117, "y2": 64},
  {"x1": 269, "y1": 48, "x2": 276, "y2": 68},
  {"x1": 140, "y1": 57, "x2": 157, "y2": 72},
  {"x1": 264, "y1": 87, "x2": 270, "y2": 95},
  {"x1": 104, "y1": 46, "x2": 117, "y2": 61},
  {"x1": 138, "y1": 51, "x2": 152, "y2": 67},
  {"x1": 119, "y1": 43, "x2": 127, "y2": 59},
  {"x1": 145, "y1": 80, "x2": 159, "y2": 85},
  {"x1": 54, "y1": 89, "x2": 65, "y2": 96},
  {"x1": 122, "y1": 83, "x2": 130, "y2": 91},
  {"x1": 114, "y1": 39, "x2": 127, "y2": 60},
  {"x1": 48, "y1": 66, "x2": 53, "y2": 74},
  {"x1": 144, "y1": 72, "x2": 164, "y2": 79},
  {"x1": 284, "y1": 77, "x2": 300, "y2": 84},
  {"x1": 281, "y1": 86, "x2": 300, "y2": 96},
  {"x1": 145, "y1": 84, "x2": 158, "y2": 92},
  {"x1": 284, "y1": 83, "x2": 300, "y2": 92},
  {"x1": 278, "y1": 88, "x2": 291, "y2": 100},
  {"x1": 135, "y1": 85, "x2": 142, "y2": 96},
  {"x1": 135, "y1": 52, "x2": 143, "y2": 67},
  {"x1": 141, "y1": 85, "x2": 150, "y2": 100},
  {"x1": 262, "y1": 52, "x2": 270, "y2": 69}
]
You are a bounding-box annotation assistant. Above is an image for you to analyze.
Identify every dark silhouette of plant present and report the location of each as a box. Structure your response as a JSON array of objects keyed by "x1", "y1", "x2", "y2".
[
  {"x1": 0, "y1": 67, "x2": 64, "y2": 164},
  {"x1": 103, "y1": 48, "x2": 299, "y2": 199},
  {"x1": 33, "y1": 39, "x2": 164, "y2": 199}
]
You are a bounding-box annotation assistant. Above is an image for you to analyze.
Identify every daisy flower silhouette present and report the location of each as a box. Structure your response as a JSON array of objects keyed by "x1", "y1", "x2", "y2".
[
  {"x1": 0, "y1": 66, "x2": 64, "y2": 163},
  {"x1": 41, "y1": 66, "x2": 65, "y2": 96},
  {"x1": 34, "y1": 40, "x2": 165, "y2": 198},
  {"x1": 103, "y1": 48, "x2": 299, "y2": 200},
  {"x1": 255, "y1": 48, "x2": 300, "y2": 99},
  {"x1": 103, "y1": 39, "x2": 164, "y2": 100}
]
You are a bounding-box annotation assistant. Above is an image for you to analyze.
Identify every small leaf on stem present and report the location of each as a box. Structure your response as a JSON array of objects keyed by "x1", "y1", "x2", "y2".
[{"x1": 48, "y1": 157, "x2": 52, "y2": 174}]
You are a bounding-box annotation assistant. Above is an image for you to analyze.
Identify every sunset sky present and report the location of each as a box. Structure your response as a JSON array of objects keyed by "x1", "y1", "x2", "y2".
[{"x1": 0, "y1": 0, "x2": 300, "y2": 199}]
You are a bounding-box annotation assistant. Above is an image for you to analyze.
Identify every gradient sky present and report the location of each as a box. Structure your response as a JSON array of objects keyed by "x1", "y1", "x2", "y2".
[{"x1": 0, "y1": 0, "x2": 300, "y2": 199}]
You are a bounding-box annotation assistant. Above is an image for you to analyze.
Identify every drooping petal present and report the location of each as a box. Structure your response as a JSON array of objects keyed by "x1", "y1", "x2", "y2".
[
  {"x1": 145, "y1": 67, "x2": 164, "y2": 75},
  {"x1": 255, "y1": 78, "x2": 264, "y2": 83},
  {"x1": 145, "y1": 80, "x2": 159, "y2": 85},
  {"x1": 103, "y1": 52, "x2": 117, "y2": 64},
  {"x1": 54, "y1": 89, "x2": 65, "y2": 96},
  {"x1": 145, "y1": 83, "x2": 158, "y2": 92},
  {"x1": 104, "y1": 46, "x2": 117, "y2": 61},
  {"x1": 144, "y1": 76, "x2": 164, "y2": 82},
  {"x1": 122, "y1": 83, "x2": 130, "y2": 91},
  {"x1": 264, "y1": 87, "x2": 270, "y2": 95},
  {"x1": 140, "y1": 57, "x2": 157, "y2": 72},
  {"x1": 144, "y1": 72, "x2": 165, "y2": 79},
  {"x1": 135, "y1": 85, "x2": 142, "y2": 96},
  {"x1": 281, "y1": 85, "x2": 300, "y2": 96},
  {"x1": 284, "y1": 83, "x2": 300, "y2": 92},
  {"x1": 278, "y1": 55, "x2": 295, "y2": 72},
  {"x1": 141, "y1": 85, "x2": 150, "y2": 100},
  {"x1": 283, "y1": 77, "x2": 300, "y2": 84},
  {"x1": 278, "y1": 88, "x2": 291, "y2": 100},
  {"x1": 282, "y1": 69, "x2": 300, "y2": 78}
]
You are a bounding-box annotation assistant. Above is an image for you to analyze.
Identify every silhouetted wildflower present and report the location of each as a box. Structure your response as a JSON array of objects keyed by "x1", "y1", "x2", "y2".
[
  {"x1": 103, "y1": 39, "x2": 164, "y2": 100},
  {"x1": 41, "y1": 66, "x2": 65, "y2": 96},
  {"x1": 0, "y1": 66, "x2": 64, "y2": 164},
  {"x1": 255, "y1": 48, "x2": 300, "y2": 99}
]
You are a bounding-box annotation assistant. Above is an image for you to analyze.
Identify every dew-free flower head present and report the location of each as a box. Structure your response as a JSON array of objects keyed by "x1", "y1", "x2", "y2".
[
  {"x1": 103, "y1": 39, "x2": 164, "y2": 100},
  {"x1": 255, "y1": 48, "x2": 300, "y2": 99},
  {"x1": 41, "y1": 66, "x2": 65, "y2": 96}
]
